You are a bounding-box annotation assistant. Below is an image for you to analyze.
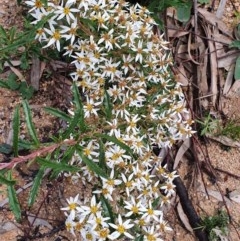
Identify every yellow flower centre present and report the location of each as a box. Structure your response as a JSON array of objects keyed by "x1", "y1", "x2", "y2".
[
  {"x1": 147, "y1": 234, "x2": 156, "y2": 241},
  {"x1": 117, "y1": 225, "x2": 125, "y2": 234},
  {"x1": 131, "y1": 206, "x2": 139, "y2": 214},
  {"x1": 64, "y1": 7, "x2": 70, "y2": 15},
  {"x1": 75, "y1": 222, "x2": 84, "y2": 231},
  {"x1": 90, "y1": 205, "x2": 98, "y2": 214},
  {"x1": 53, "y1": 31, "x2": 61, "y2": 40},
  {"x1": 86, "y1": 103, "x2": 93, "y2": 111},
  {"x1": 84, "y1": 148, "x2": 91, "y2": 156},
  {"x1": 66, "y1": 222, "x2": 72, "y2": 231},
  {"x1": 86, "y1": 233, "x2": 93, "y2": 240},
  {"x1": 69, "y1": 203, "x2": 77, "y2": 210},
  {"x1": 138, "y1": 218, "x2": 145, "y2": 226},
  {"x1": 147, "y1": 209, "x2": 154, "y2": 215},
  {"x1": 99, "y1": 228, "x2": 109, "y2": 238},
  {"x1": 102, "y1": 188, "x2": 109, "y2": 195},
  {"x1": 35, "y1": 0, "x2": 42, "y2": 8},
  {"x1": 106, "y1": 179, "x2": 115, "y2": 186},
  {"x1": 125, "y1": 181, "x2": 132, "y2": 188}
]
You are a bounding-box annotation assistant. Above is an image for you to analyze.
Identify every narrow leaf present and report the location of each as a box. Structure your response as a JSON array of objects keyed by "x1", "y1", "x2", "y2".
[
  {"x1": 0, "y1": 174, "x2": 16, "y2": 185},
  {"x1": 103, "y1": 90, "x2": 112, "y2": 120},
  {"x1": 99, "y1": 140, "x2": 107, "y2": 172},
  {"x1": 135, "y1": 235, "x2": 144, "y2": 241},
  {"x1": 7, "y1": 171, "x2": 21, "y2": 222},
  {"x1": 44, "y1": 107, "x2": 71, "y2": 122},
  {"x1": 28, "y1": 166, "x2": 45, "y2": 206},
  {"x1": 0, "y1": 80, "x2": 11, "y2": 89},
  {"x1": 177, "y1": 1, "x2": 192, "y2": 23},
  {"x1": 36, "y1": 157, "x2": 80, "y2": 173},
  {"x1": 13, "y1": 105, "x2": 20, "y2": 156},
  {"x1": 100, "y1": 194, "x2": 115, "y2": 223},
  {"x1": 62, "y1": 109, "x2": 82, "y2": 139},
  {"x1": 22, "y1": 100, "x2": 40, "y2": 146},
  {"x1": 72, "y1": 82, "x2": 86, "y2": 132},
  {"x1": 234, "y1": 56, "x2": 240, "y2": 80},
  {"x1": 78, "y1": 151, "x2": 108, "y2": 179}
]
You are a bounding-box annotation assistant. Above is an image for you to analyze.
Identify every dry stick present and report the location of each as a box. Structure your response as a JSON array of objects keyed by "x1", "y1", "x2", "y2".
[
  {"x1": 173, "y1": 176, "x2": 209, "y2": 241},
  {"x1": 214, "y1": 167, "x2": 240, "y2": 179},
  {"x1": 0, "y1": 139, "x2": 77, "y2": 170}
]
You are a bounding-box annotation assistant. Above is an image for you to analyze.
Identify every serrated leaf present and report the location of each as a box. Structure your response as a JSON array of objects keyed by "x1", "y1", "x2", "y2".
[
  {"x1": 7, "y1": 73, "x2": 20, "y2": 90},
  {"x1": 103, "y1": 90, "x2": 112, "y2": 120},
  {"x1": 0, "y1": 174, "x2": 16, "y2": 185},
  {"x1": 100, "y1": 194, "x2": 115, "y2": 223},
  {"x1": 78, "y1": 151, "x2": 108, "y2": 179},
  {"x1": 0, "y1": 80, "x2": 11, "y2": 89},
  {"x1": 234, "y1": 56, "x2": 240, "y2": 80},
  {"x1": 18, "y1": 82, "x2": 35, "y2": 99},
  {"x1": 36, "y1": 157, "x2": 80, "y2": 173},
  {"x1": 94, "y1": 133, "x2": 133, "y2": 156},
  {"x1": 7, "y1": 171, "x2": 21, "y2": 222},
  {"x1": 44, "y1": 107, "x2": 71, "y2": 122},
  {"x1": 22, "y1": 100, "x2": 40, "y2": 146},
  {"x1": 13, "y1": 105, "x2": 20, "y2": 156},
  {"x1": 28, "y1": 166, "x2": 45, "y2": 207}
]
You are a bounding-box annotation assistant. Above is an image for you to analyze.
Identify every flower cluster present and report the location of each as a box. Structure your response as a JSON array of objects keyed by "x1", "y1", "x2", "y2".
[{"x1": 25, "y1": 0, "x2": 194, "y2": 240}]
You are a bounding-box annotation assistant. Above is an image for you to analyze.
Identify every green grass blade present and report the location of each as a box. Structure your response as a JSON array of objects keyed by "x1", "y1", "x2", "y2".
[
  {"x1": 28, "y1": 166, "x2": 45, "y2": 207},
  {"x1": 103, "y1": 90, "x2": 112, "y2": 120},
  {"x1": 78, "y1": 150, "x2": 108, "y2": 179},
  {"x1": 234, "y1": 56, "x2": 240, "y2": 80},
  {"x1": 36, "y1": 157, "x2": 80, "y2": 173},
  {"x1": 72, "y1": 82, "x2": 86, "y2": 132},
  {"x1": 94, "y1": 133, "x2": 133, "y2": 156},
  {"x1": 99, "y1": 140, "x2": 107, "y2": 172},
  {"x1": 44, "y1": 107, "x2": 71, "y2": 122},
  {"x1": 7, "y1": 171, "x2": 21, "y2": 222},
  {"x1": 0, "y1": 174, "x2": 16, "y2": 185},
  {"x1": 62, "y1": 109, "x2": 82, "y2": 139},
  {"x1": 22, "y1": 100, "x2": 40, "y2": 146},
  {"x1": 13, "y1": 105, "x2": 20, "y2": 156},
  {"x1": 100, "y1": 194, "x2": 115, "y2": 223}
]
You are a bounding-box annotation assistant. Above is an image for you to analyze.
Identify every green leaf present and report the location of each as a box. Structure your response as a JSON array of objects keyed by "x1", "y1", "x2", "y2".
[
  {"x1": 99, "y1": 140, "x2": 107, "y2": 172},
  {"x1": 20, "y1": 52, "x2": 29, "y2": 70},
  {"x1": 18, "y1": 82, "x2": 35, "y2": 99},
  {"x1": 198, "y1": 0, "x2": 209, "y2": 3},
  {"x1": 100, "y1": 194, "x2": 115, "y2": 223},
  {"x1": 13, "y1": 105, "x2": 20, "y2": 157},
  {"x1": 152, "y1": 196, "x2": 160, "y2": 209},
  {"x1": 62, "y1": 109, "x2": 82, "y2": 139},
  {"x1": 135, "y1": 235, "x2": 144, "y2": 241},
  {"x1": 0, "y1": 143, "x2": 12, "y2": 154},
  {"x1": 0, "y1": 174, "x2": 16, "y2": 185},
  {"x1": 229, "y1": 40, "x2": 240, "y2": 49},
  {"x1": 44, "y1": 107, "x2": 71, "y2": 122},
  {"x1": 28, "y1": 166, "x2": 45, "y2": 206},
  {"x1": 0, "y1": 25, "x2": 7, "y2": 39},
  {"x1": 7, "y1": 171, "x2": 21, "y2": 222},
  {"x1": 36, "y1": 157, "x2": 80, "y2": 173},
  {"x1": 78, "y1": 151, "x2": 108, "y2": 179},
  {"x1": 72, "y1": 82, "x2": 86, "y2": 132},
  {"x1": 94, "y1": 133, "x2": 133, "y2": 156},
  {"x1": 177, "y1": 1, "x2": 192, "y2": 23},
  {"x1": 0, "y1": 79, "x2": 11, "y2": 89},
  {"x1": 22, "y1": 100, "x2": 40, "y2": 146},
  {"x1": 7, "y1": 73, "x2": 20, "y2": 90},
  {"x1": 103, "y1": 90, "x2": 112, "y2": 120},
  {"x1": 234, "y1": 56, "x2": 240, "y2": 80}
]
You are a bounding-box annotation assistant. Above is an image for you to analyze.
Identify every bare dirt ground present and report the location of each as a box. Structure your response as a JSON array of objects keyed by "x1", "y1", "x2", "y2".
[{"x1": 0, "y1": 1, "x2": 240, "y2": 241}]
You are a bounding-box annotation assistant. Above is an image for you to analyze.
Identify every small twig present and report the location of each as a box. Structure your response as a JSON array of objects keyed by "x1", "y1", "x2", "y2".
[
  {"x1": 0, "y1": 139, "x2": 77, "y2": 170},
  {"x1": 215, "y1": 167, "x2": 240, "y2": 179}
]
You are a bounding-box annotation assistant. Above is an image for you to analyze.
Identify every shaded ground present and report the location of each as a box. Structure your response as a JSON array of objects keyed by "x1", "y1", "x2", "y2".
[{"x1": 1, "y1": 1, "x2": 240, "y2": 241}]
